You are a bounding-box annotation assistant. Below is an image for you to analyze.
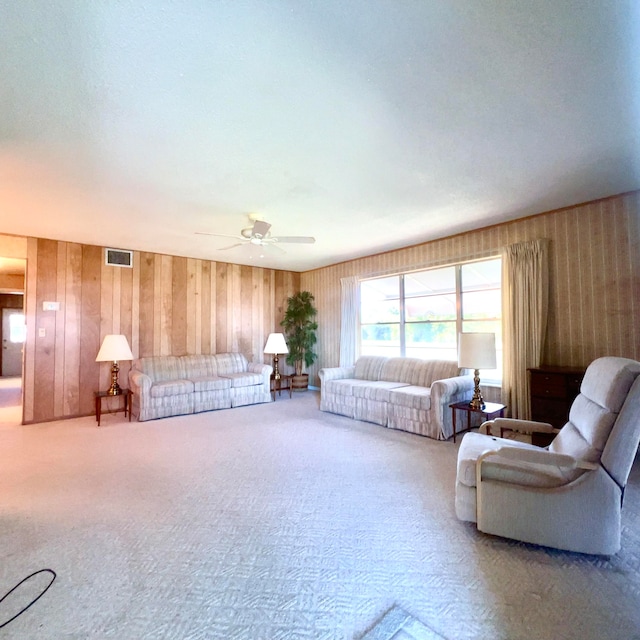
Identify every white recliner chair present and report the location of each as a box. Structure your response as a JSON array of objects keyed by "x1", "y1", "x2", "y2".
[{"x1": 455, "y1": 356, "x2": 640, "y2": 555}]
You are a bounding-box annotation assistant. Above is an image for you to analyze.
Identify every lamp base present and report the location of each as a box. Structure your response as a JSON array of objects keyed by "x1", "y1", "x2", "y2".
[
  {"x1": 468, "y1": 368, "x2": 485, "y2": 410},
  {"x1": 107, "y1": 361, "x2": 122, "y2": 395},
  {"x1": 272, "y1": 354, "x2": 281, "y2": 380}
]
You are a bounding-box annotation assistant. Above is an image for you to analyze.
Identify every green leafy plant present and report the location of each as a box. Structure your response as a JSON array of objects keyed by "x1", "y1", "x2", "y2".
[{"x1": 281, "y1": 291, "x2": 318, "y2": 376}]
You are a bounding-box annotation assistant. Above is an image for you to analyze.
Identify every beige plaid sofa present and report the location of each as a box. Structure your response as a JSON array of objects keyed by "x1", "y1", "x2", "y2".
[
  {"x1": 129, "y1": 353, "x2": 272, "y2": 421},
  {"x1": 319, "y1": 356, "x2": 474, "y2": 440}
]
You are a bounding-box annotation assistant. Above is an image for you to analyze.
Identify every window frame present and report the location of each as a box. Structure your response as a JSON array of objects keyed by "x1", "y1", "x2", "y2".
[{"x1": 359, "y1": 256, "x2": 502, "y2": 382}]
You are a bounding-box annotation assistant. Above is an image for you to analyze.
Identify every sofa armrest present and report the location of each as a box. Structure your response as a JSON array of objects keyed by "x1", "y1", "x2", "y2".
[
  {"x1": 248, "y1": 362, "x2": 273, "y2": 389},
  {"x1": 430, "y1": 374, "x2": 475, "y2": 439},
  {"x1": 248, "y1": 362, "x2": 272, "y2": 376},
  {"x1": 431, "y1": 374, "x2": 475, "y2": 406},
  {"x1": 129, "y1": 370, "x2": 152, "y2": 395},
  {"x1": 319, "y1": 366, "x2": 356, "y2": 384}
]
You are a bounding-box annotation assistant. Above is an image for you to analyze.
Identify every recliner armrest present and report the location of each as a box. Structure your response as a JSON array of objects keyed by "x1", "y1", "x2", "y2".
[
  {"x1": 480, "y1": 446, "x2": 598, "y2": 471},
  {"x1": 483, "y1": 417, "x2": 558, "y2": 434}
]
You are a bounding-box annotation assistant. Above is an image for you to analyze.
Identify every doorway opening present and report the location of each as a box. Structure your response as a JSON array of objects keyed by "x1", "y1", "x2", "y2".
[{"x1": 0, "y1": 257, "x2": 26, "y2": 426}]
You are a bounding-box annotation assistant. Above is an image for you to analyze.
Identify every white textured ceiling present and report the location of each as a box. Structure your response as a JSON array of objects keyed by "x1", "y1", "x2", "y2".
[{"x1": 1, "y1": 1, "x2": 639, "y2": 272}]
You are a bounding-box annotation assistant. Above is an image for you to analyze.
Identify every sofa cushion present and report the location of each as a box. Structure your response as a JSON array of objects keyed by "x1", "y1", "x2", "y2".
[
  {"x1": 222, "y1": 372, "x2": 264, "y2": 388},
  {"x1": 354, "y1": 356, "x2": 388, "y2": 381},
  {"x1": 215, "y1": 353, "x2": 249, "y2": 376},
  {"x1": 323, "y1": 379, "x2": 381, "y2": 396},
  {"x1": 180, "y1": 355, "x2": 218, "y2": 378},
  {"x1": 352, "y1": 381, "x2": 410, "y2": 402},
  {"x1": 380, "y1": 358, "x2": 422, "y2": 384},
  {"x1": 150, "y1": 380, "x2": 194, "y2": 398},
  {"x1": 134, "y1": 356, "x2": 186, "y2": 383},
  {"x1": 410, "y1": 360, "x2": 460, "y2": 388},
  {"x1": 191, "y1": 376, "x2": 232, "y2": 392},
  {"x1": 388, "y1": 385, "x2": 432, "y2": 411}
]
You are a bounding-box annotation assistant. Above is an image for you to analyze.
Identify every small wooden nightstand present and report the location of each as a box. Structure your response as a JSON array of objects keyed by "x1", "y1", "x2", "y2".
[
  {"x1": 270, "y1": 374, "x2": 292, "y2": 401},
  {"x1": 95, "y1": 389, "x2": 132, "y2": 426},
  {"x1": 449, "y1": 400, "x2": 506, "y2": 443}
]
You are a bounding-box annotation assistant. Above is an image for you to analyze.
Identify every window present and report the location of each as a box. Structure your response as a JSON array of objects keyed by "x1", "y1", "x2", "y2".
[
  {"x1": 9, "y1": 313, "x2": 26, "y2": 343},
  {"x1": 360, "y1": 257, "x2": 502, "y2": 381}
]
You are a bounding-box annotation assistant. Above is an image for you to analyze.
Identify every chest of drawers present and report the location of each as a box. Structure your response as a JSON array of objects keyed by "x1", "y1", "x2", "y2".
[{"x1": 528, "y1": 366, "x2": 585, "y2": 428}]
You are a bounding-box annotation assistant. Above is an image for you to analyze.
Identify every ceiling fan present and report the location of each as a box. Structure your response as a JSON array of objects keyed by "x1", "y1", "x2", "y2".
[{"x1": 196, "y1": 216, "x2": 315, "y2": 253}]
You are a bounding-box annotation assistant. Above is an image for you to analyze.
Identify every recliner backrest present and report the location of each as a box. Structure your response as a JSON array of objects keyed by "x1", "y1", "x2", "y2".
[
  {"x1": 601, "y1": 375, "x2": 640, "y2": 489},
  {"x1": 549, "y1": 357, "x2": 640, "y2": 464}
]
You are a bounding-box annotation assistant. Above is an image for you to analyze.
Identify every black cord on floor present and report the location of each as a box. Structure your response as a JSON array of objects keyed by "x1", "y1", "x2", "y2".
[{"x1": 0, "y1": 569, "x2": 56, "y2": 629}]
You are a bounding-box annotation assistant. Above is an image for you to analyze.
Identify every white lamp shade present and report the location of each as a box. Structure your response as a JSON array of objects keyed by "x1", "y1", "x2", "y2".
[
  {"x1": 263, "y1": 332, "x2": 289, "y2": 354},
  {"x1": 458, "y1": 332, "x2": 496, "y2": 369},
  {"x1": 96, "y1": 334, "x2": 134, "y2": 362}
]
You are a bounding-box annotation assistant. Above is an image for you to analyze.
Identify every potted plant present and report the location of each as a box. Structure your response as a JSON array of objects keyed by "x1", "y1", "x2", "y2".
[{"x1": 281, "y1": 291, "x2": 318, "y2": 390}]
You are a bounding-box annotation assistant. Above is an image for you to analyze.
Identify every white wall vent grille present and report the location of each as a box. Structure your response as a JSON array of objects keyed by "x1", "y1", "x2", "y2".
[{"x1": 105, "y1": 248, "x2": 133, "y2": 268}]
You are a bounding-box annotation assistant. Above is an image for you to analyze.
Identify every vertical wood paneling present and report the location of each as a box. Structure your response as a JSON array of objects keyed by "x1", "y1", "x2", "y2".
[
  {"x1": 160, "y1": 255, "x2": 173, "y2": 356},
  {"x1": 228, "y1": 265, "x2": 240, "y2": 353},
  {"x1": 23, "y1": 238, "x2": 38, "y2": 423},
  {"x1": 240, "y1": 265, "x2": 252, "y2": 356},
  {"x1": 78, "y1": 245, "x2": 101, "y2": 417},
  {"x1": 53, "y1": 242, "x2": 67, "y2": 417},
  {"x1": 33, "y1": 239, "x2": 58, "y2": 422},
  {"x1": 139, "y1": 252, "x2": 155, "y2": 358},
  {"x1": 216, "y1": 263, "x2": 227, "y2": 354},
  {"x1": 119, "y1": 262, "x2": 134, "y2": 385},
  {"x1": 63, "y1": 244, "x2": 82, "y2": 415},
  {"x1": 131, "y1": 252, "x2": 141, "y2": 358},
  {"x1": 99, "y1": 258, "x2": 114, "y2": 392},
  {"x1": 171, "y1": 256, "x2": 187, "y2": 356},
  {"x1": 191, "y1": 259, "x2": 201, "y2": 355},
  {"x1": 153, "y1": 255, "x2": 162, "y2": 355},
  {"x1": 200, "y1": 261, "x2": 211, "y2": 354}
]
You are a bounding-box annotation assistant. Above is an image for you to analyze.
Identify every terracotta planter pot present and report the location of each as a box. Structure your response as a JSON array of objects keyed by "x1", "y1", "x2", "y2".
[{"x1": 291, "y1": 373, "x2": 309, "y2": 391}]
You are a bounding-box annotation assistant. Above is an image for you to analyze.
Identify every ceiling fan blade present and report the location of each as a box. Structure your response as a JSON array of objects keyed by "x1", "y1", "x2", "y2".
[
  {"x1": 195, "y1": 231, "x2": 244, "y2": 240},
  {"x1": 218, "y1": 242, "x2": 246, "y2": 251},
  {"x1": 271, "y1": 236, "x2": 316, "y2": 244},
  {"x1": 252, "y1": 220, "x2": 272, "y2": 238}
]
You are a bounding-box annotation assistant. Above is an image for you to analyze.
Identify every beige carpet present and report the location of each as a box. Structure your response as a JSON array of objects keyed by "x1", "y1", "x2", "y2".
[
  {"x1": 0, "y1": 376, "x2": 21, "y2": 426},
  {"x1": 0, "y1": 391, "x2": 639, "y2": 639}
]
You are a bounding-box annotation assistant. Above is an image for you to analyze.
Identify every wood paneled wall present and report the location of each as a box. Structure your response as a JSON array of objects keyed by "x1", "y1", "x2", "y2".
[
  {"x1": 23, "y1": 240, "x2": 299, "y2": 423},
  {"x1": 302, "y1": 191, "x2": 640, "y2": 386}
]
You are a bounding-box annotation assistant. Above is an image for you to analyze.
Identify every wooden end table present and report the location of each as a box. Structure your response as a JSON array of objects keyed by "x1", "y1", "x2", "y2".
[
  {"x1": 449, "y1": 400, "x2": 506, "y2": 443},
  {"x1": 270, "y1": 374, "x2": 292, "y2": 401},
  {"x1": 95, "y1": 389, "x2": 132, "y2": 426}
]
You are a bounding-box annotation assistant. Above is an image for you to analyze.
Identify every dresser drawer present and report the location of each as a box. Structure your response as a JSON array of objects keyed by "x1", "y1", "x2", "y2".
[
  {"x1": 530, "y1": 372, "x2": 567, "y2": 398},
  {"x1": 528, "y1": 366, "x2": 585, "y2": 428}
]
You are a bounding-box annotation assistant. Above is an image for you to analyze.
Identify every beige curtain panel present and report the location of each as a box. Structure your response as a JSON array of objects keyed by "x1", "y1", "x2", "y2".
[
  {"x1": 339, "y1": 276, "x2": 360, "y2": 367},
  {"x1": 501, "y1": 238, "x2": 550, "y2": 419}
]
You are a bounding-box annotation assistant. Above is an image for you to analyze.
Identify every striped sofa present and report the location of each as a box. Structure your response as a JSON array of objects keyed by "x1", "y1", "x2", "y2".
[
  {"x1": 319, "y1": 356, "x2": 474, "y2": 440},
  {"x1": 129, "y1": 353, "x2": 272, "y2": 421}
]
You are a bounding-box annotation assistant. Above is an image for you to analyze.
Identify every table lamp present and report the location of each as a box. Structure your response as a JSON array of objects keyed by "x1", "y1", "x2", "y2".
[
  {"x1": 458, "y1": 332, "x2": 497, "y2": 410},
  {"x1": 96, "y1": 334, "x2": 134, "y2": 396},
  {"x1": 264, "y1": 333, "x2": 288, "y2": 380}
]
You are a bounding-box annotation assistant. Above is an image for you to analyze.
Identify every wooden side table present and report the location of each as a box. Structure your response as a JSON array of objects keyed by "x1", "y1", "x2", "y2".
[
  {"x1": 270, "y1": 374, "x2": 292, "y2": 401},
  {"x1": 95, "y1": 389, "x2": 132, "y2": 426},
  {"x1": 450, "y1": 400, "x2": 506, "y2": 443}
]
